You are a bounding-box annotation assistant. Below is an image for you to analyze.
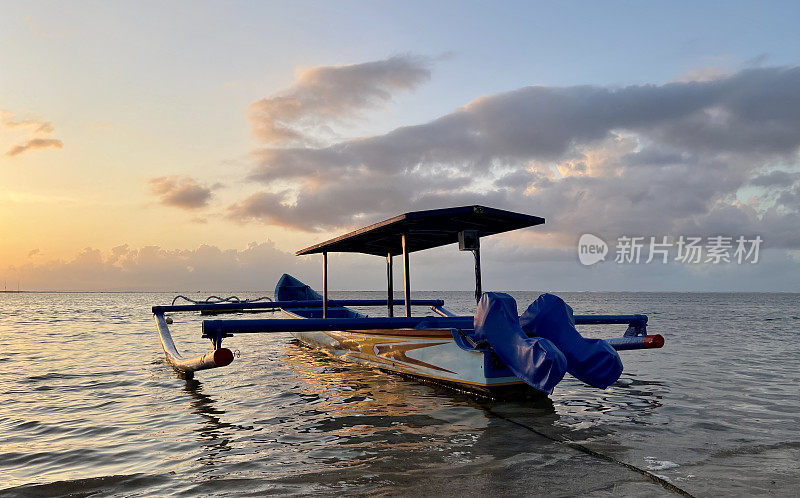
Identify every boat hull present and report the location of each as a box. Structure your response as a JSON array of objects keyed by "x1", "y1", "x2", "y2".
[{"x1": 284, "y1": 311, "x2": 538, "y2": 397}]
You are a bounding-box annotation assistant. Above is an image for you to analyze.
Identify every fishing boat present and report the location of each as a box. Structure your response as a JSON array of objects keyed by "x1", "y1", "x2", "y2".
[{"x1": 153, "y1": 205, "x2": 664, "y2": 397}]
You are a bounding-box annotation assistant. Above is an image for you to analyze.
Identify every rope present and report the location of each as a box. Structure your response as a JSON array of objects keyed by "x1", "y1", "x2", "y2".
[
  {"x1": 170, "y1": 294, "x2": 274, "y2": 305},
  {"x1": 486, "y1": 407, "x2": 695, "y2": 497}
]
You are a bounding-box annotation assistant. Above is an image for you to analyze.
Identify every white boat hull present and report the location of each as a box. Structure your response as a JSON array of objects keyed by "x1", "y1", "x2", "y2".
[{"x1": 285, "y1": 311, "x2": 531, "y2": 396}]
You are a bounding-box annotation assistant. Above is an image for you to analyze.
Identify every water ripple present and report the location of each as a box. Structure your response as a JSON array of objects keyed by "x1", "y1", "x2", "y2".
[{"x1": 0, "y1": 291, "x2": 797, "y2": 495}]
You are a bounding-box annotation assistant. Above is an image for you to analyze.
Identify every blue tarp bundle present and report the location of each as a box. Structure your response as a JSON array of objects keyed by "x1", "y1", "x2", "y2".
[
  {"x1": 520, "y1": 293, "x2": 623, "y2": 389},
  {"x1": 474, "y1": 292, "x2": 623, "y2": 393},
  {"x1": 275, "y1": 274, "x2": 322, "y2": 301},
  {"x1": 473, "y1": 293, "x2": 567, "y2": 394}
]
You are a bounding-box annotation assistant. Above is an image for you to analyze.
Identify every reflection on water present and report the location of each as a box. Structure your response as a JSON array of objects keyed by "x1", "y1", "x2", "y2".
[
  {"x1": 0, "y1": 291, "x2": 798, "y2": 496},
  {"x1": 183, "y1": 378, "x2": 237, "y2": 465}
]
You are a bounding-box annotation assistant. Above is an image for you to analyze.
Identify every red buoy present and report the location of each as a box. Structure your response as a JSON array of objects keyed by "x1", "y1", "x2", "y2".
[
  {"x1": 213, "y1": 348, "x2": 235, "y2": 367},
  {"x1": 642, "y1": 334, "x2": 665, "y2": 349}
]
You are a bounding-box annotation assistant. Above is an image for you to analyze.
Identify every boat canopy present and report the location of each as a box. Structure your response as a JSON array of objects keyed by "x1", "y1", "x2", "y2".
[
  {"x1": 295, "y1": 205, "x2": 545, "y2": 318},
  {"x1": 296, "y1": 205, "x2": 545, "y2": 256}
]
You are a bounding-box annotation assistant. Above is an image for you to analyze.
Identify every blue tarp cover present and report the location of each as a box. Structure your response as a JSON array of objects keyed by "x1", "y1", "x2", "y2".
[
  {"x1": 275, "y1": 274, "x2": 322, "y2": 301},
  {"x1": 473, "y1": 293, "x2": 567, "y2": 394},
  {"x1": 520, "y1": 293, "x2": 623, "y2": 389}
]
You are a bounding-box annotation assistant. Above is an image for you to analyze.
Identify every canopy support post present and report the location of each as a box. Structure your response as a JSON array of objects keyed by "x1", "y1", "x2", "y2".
[
  {"x1": 473, "y1": 246, "x2": 482, "y2": 304},
  {"x1": 322, "y1": 251, "x2": 328, "y2": 318},
  {"x1": 402, "y1": 234, "x2": 411, "y2": 317},
  {"x1": 386, "y1": 253, "x2": 394, "y2": 317},
  {"x1": 458, "y1": 230, "x2": 483, "y2": 304}
]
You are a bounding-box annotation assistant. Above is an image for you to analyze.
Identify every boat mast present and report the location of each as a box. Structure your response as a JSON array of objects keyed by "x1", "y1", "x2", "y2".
[
  {"x1": 459, "y1": 230, "x2": 482, "y2": 304},
  {"x1": 473, "y1": 244, "x2": 482, "y2": 304},
  {"x1": 401, "y1": 234, "x2": 411, "y2": 317},
  {"x1": 386, "y1": 253, "x2": 393, "y2": 317},
  {"x1": 322, "y1": 251, "x2": 328, "y2": 318}
]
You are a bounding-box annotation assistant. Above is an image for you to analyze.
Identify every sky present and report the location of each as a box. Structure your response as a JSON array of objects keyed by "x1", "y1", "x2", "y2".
[{"x1": 1, "y1": 1, "x2": 799, "y2": 292}]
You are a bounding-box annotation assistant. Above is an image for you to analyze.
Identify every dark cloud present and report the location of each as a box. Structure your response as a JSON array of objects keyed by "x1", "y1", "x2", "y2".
[
  {"x1": 247, "y1": 54, "x2": 434, "y2": 145},
  {"x1": 149, "y1": 176, "x2": 218, "y2": 210},
  {"x1": 228, "y1": 170, "x2": 480, "y2": 230},
  {"x1": 6, "y1": 138, "x2": 63, "y2": 157},
  {"x1": 749, "y1": 170, "x2": 800, "y2": 187},
  {"x1": 250, "y1": 67, "x2": 800, "y2": 183},
  {"x1": 231, "y1": 66, "x2": 800, "y2": 249}
]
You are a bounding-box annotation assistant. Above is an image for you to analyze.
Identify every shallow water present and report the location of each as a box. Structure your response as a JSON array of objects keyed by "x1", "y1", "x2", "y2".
[{"x1": 0, "y1": 291, "x2": 798, "y2": 496}]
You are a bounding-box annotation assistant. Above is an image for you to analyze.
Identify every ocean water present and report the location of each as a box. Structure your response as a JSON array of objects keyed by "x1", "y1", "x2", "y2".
[{"x1": 0, "y1": 291, "x2": 798, "y2": 497}]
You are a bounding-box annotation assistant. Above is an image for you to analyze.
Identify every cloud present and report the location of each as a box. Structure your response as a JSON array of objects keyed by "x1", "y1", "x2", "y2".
[
  {"x1": 227, "y1": 174, "x2": 497, "y2": 231},
  {"x1": 672, "y1": 66, "x2": 731, "y2": 83},
  {"x1": 247, "y1": 54, "x2": 434, "y2": 145},
  {"x1": 1, "y1": 110, "x2": 63, "y2": 157},
  {"x1": 2, "y1": 242, "x2": 304, "y2": 291},
  {"x1": 229, "y1": 66, "x2": 800, "y2": 250},
  {"x1": 777, "y1": 183, "x2": 800, "y2": 212},
  {"x1": 6, "y1": 241, "x2": 797, "y2": 292},
  {"x1": 749, "y1": 170, "x2": 800, "y2": 187},
  {"x1": 6, "y1": 138, "x2": 64, "y2": 157},
  {"x1": 149, "y1": 175, "x2": 219, "y2": 210},
  {"x1": 0, "y1": 110, "x2": 54, "y2": 134}
]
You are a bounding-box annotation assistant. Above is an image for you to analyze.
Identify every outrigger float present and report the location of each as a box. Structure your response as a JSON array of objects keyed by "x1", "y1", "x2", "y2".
[{"x1": 153, "y1": 206, "x2": 664, "y2": 396}]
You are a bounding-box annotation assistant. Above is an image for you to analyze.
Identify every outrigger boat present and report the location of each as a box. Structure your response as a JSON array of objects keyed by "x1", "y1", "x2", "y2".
[{"x1": 153, "y1": 206, "x2": 664, "y2": 397}]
